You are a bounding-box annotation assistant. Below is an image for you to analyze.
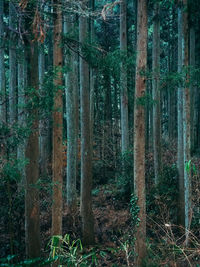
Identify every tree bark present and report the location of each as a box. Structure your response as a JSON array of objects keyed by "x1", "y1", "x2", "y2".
[
  {"x1": 182, "y1": 0, "x2": 191, "y2": 242},
  {"x1": 17, "y1": 38, "x2": 26, "y2": 186},
  {"x1": 25, "y1": 42, "x2": 41, "y2": 259},
  {"x1": 120, "y1": 0, "x2": 129, "y2": 154},
  {"x1": 64, "y1": 14, "x2": 77, "y2": 210},
  {"x1": 177, "y1": 5, "x2": 185, "y2": 227},
  {"x1": 90, "y1": 0, "x2": 95, "y2": 160},
  {"x1": 152, "y1": 2, "x2": 162, "y2": 185},
  {"x1": 79, "y1": 1, "x2": 94, "y2": 245},
  {"x1": 0, "y1": 0, "x2": 6, "y2": 125},
  {"x1": 9, "y1": 1, "x2": 17, "y2": 124},
  {"x1": 39, "y1": 43, "x2": 50, "y2": 177},
  {"x1": 52, "y1": 0, "x2": 63, "y2": 237},
  {"x1": 189, "y1": 27, "x2": 195, "y2": 151},
  {"x1": 134, "y1": 0, "x2": 147, "y2": 265}
]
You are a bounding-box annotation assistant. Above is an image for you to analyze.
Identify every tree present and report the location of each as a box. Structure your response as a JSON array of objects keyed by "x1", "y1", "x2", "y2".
[
  {"x1": 52, "y1": 0, "x2": 63, "y2": 237},
  {"x1": 38, "y1": 2, "x2": 51, "y2": 177},
  {"x1": 133, "y1": 0, "x2": 147, "y2": 265},
  {"x1": 64, "y1": 13, "x2": 77, "y2": 211},
  {"x1": 17, "y1": 36, "x2": 26, "y2": 182},
  {"x1": 120, "y1": 0, "x2": 129, "y2": 154},
  {"x1": 9, "y1": 1, "x2": 17, "y2": 125},
  {"x1": 189, "y1": 26, "x2": 195, "y2": 150},
  {"x1": 0, "y1": 0, "x2": 6, "y2": 126},
  {"x1": 25, "y1": 42, "x2": 41, "y2": 259},
  {"x1": 177, "y1": 2, "x2": 185, "y2": 227},
  {"x1": 90, "y1": 0, "x2": 95, "y2": 159},
  {"x1": 152, "y1": 2, "x2": 162, "y2": 185},
  {"x1": 79, "y1": 0, "x2": 94, "y2": 245},
  {"x1": 38, "y1": 41, "x2": 49, "y2": 177},
  {"x1": 182, "y1": 0, "x2": 191, "y2": 243}
]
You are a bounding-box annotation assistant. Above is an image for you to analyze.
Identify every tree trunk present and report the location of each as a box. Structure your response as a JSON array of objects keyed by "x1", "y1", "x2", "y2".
[
  {"x1": 182, "y1": 0, "x2": 191, "y2": 243},
  {"x1": 52, "y1": 0, "x2": 63, "y2": 237},
  {"x1": 64, "y1": 14, "x2": 77, "y2": 210},
  {"x1": 90, "y1": 0, "x2": 95, "y2": 160},
  {"x1": 0, "y1": 0, "x2": 6, "y2": 125},
  {"x1": 25, "y1": 42, "x2": 41, "y2": 259},
  {"x1": 39, "y1": 43, "x2": 50, "y2": 177},
  {"x1": 134, "y1": 0, "x2": 147, "y2": 265},
  {"x1": 189, "y1": 27, "x2": 195, "y2": 151},
  {"x1": 79, "y1": 2, "x2": 94, "y2": 245},
  {"x1": 17, "y1": 38, "x2": 26, "y2": 186},
  {"x1": 9, "y1": 1, "x2": 17, "y2": 125},
  {"x1": 177, "y1": 5, "x2": 185, "y2": 227},
  {"x1": 120, "y1": 0, "x2": 129, "y2": 154},
  {"x1": 152, "y1": 2, "x2": 162, "y2": 185}
]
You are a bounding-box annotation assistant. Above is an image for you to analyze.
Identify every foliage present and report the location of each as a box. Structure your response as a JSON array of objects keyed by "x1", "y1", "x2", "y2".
[
  {"x1": 0, "y1": 255, "x2": 54, "y2": 266},
  {"x1": 49, "y1": 234, "x2": 98, "y2": 266},
  {"x1": 147, "y1": 164, "x2": 178, "y2": 224},
  {"x1": 130, "y1": 194, "x2": 140, "y2": 229}
]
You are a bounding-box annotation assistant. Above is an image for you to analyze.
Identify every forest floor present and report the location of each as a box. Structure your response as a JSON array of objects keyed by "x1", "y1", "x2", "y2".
[
  {"x1": 1, "y1": 147, "x2": 200, "y2": 266},
  {"x1": 40, "y1": 184, "x2": 133, "y2": 266},
  {"x1": 40, "y1": 180, "x2": 200, "y2": 267}
]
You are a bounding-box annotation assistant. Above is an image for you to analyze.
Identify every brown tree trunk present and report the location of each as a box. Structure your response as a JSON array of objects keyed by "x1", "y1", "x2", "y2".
[
  {"x1": 52, "y1": 0, "x2": 63, "y2": 237},
  {"x1": 133, "y1": 0, "x2": 147, "y2": 265},
  {"x1": 25, "y1": 42, "x2": 40, "y2": 259}
]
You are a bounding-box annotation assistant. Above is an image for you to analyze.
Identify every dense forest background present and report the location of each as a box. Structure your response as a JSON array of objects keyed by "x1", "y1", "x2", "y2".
[{"x1": 0, "y1": 0, "x2": 200, "y2": 266}]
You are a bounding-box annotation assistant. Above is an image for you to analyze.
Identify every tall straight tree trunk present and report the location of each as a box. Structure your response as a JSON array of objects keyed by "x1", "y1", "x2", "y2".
[
  {"x1": 9, "y1": 1, "x2": 17, "y2": 125},
  {"x1": 90, "y1": 0, "x2": 95, "y2": 158},
  {"x1": 152, "y1": 2, "x2": 162, "y2": 185},
  {"x1": 177, "y1": 5, "x2": 185, "y2": 227},
  {"x1": 189, "y1": 27, "x2": 195, "y2": 151},
  {"x1": 120, "y1": 0, "x2": 129, "y2": 154},
  {"x1": 134, "y1": 0, "x2": 147, "y2": 265},
  {"x1": 39, "y1": 43, "x2": 49, "y2": 177},
  {"x1": 64, "y1": 14, "x2": 77, "y2": 210},
  {"x1": 0, "y1": 0, "x2": 6, "y2": 125},
  {"x1": 52, "y1": 0, "x2": 63, "y2": 237},
  {"x1": 79, "y1": 1, "x2": 94, "y2": 245},
  {"x1": 17, "y1": 38, "x2": 26, "y2": 185},
  {"x1": 25, "y1": 42, "x2": 40, "y2": 259},
  {"x1": 39, "y1": 2, "x2": 51, "y2": 177},
  {"x1": 182, "y1": 0, "x2": 191, "y2": 242}
]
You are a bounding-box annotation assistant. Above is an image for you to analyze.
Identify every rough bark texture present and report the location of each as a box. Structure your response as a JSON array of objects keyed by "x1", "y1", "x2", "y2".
[
  {"x1": 79, "y1": 4, "x2": 94, "y2": 245},
  {"x1": 52, "y1": 0, "x2": 63, "y2": 236},
  {"x1": 134, "y1": 0, "x2": 147, "y2": 265},
  {"x1": 177, "y1": 6, "x2": 185, "y2": 227},
  {"x1": 182, "y1": 0, "x2": 191, "y2": 239},
  {"x1": 120, "y1": 0, "x2": 129, "y2": 154},
  {"x1": 25, "y1": 42, "x2": 41, "y2": 259},
  {"x1": 0, "y1": 0, "x2": 6, "y2": 124},
  {"x1": 9, "y1": 1, "x2": 17, "y2": 124},
  {"x1": 64, "y1": 15, "x2": 77, "y2": 209},
  {"x1": 152, "y1": 2, "x2": 162, "y2": 185}
]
